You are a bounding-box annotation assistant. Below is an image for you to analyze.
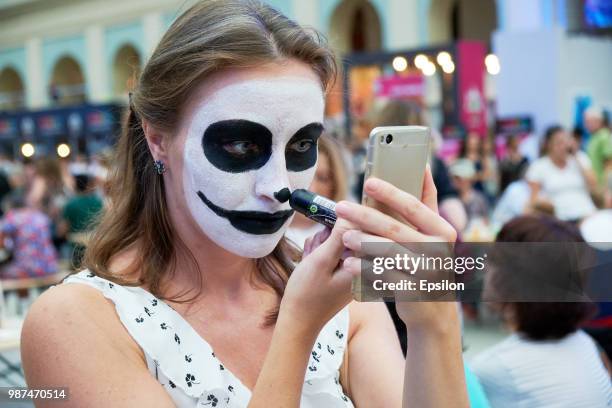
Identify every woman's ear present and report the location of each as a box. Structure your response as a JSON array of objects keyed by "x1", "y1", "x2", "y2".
[{"x1": 142, "y1": 120, "x2": 170, "y2": 163}]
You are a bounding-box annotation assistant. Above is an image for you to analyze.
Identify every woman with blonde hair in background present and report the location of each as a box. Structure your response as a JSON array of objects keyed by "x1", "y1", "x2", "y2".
[{"x1": 22, "y1": 1, "x2": 467, "y2": 407}]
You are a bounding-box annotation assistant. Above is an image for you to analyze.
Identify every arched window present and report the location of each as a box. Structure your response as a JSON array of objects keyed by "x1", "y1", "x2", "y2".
[
  {"x1": 429, "y1": 0, "x2": 497, "y2": 44},
  {"x1": 329, "y1": 0, "x2": 383, "y2": 54},
  {"x1": 112, "y1": 44, "x2": 141, "y2": 98},
  {"x1": 0, "y1": 67, "x2": 25, "y2": 110},
  {"x1": 49, "y1": 56, "x2": 86, "y2": 106}
]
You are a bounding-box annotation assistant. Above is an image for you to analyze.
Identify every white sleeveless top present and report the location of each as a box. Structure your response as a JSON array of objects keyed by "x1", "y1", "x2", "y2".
[{"x1": 61, "y1": 270, "x2": 354, "y2": 408}]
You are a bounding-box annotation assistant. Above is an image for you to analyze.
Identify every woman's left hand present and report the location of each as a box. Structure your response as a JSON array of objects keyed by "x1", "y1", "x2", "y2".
[{"x1": 335, "y1": 166, "x2": 459, "y2": 331}]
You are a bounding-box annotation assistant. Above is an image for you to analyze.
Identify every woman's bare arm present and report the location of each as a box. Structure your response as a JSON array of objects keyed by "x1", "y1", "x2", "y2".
[
  {"x1": 345, "y1": 302, "x2": 466, "y2": 408},
  {"x1": 249, "y1": 219, "x2": 357, "y2": 407},
  {"x1": 344, "y1": 301, "x2": 404, "y2": 407},
  {"x1": 401, "y1": 303, "x2": 466, "y2": 408},
  {"x1": 527, "y1": 180, "x2": 541, "y2": 205},
  {"x1": 575, "y1": 157, "x2": 598, "y2": 194},
  {"x1": 247, "y1": 309, "x2": 320, "y2": 407},
  {"x1": 21, "y1": 284, "x2": 176, "y2": 408},
  {"x1": 335, "y1": 172, "x2": 469, "y2": 408}
]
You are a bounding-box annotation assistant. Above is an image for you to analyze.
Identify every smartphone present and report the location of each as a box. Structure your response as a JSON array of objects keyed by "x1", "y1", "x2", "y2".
[
  {"x1": 362, "y1": 126, "x2": 431, "y2": 218},
  {"x1": 352, "y1": 126, "x2": 431, "y2": 300}
]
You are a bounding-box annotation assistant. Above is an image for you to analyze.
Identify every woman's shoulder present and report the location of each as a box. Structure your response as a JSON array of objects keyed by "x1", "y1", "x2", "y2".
[
  {"x1": 27, "y1": 272, "x2": 112, "y2": 319},
  {"x1": 22, "y1": 272, "x2": 145, "y2": 363},
  {"x1": 21, "y1": 274, "x2": 176, "y2": 407},
  {"x1": 25, "y1": 272, "x2": 133, "y2": 328}
]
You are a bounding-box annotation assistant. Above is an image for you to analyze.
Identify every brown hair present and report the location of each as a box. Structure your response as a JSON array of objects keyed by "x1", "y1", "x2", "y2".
[
  {"x1": 317, "y1": 135, "x2": 349, "y2": 202},
  {"x1": 374, "y1": 100, "x2": 425, "y2": 127},
  {"x1": 539, "y1": 124, "x2": 564, "y2": 157},
  {"x1": 492, "y1": 215, "x2": 595, "y2": 340},
  {"x1": 83, "y1": 0, "x2": 337, "y2": 324},
  {"x1": 35, "y1": 157, "x2": 63, "y2": 191}
]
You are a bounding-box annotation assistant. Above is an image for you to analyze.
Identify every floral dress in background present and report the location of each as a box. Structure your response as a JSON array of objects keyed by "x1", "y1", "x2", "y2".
[{"x1": 0, "y1": 208, "x2": 58, "y2": 279}]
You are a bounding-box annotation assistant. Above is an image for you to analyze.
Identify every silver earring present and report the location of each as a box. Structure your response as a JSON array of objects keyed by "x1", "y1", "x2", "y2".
[{"x1": 153, "y1": 160, "x2": 166, "y2": 174}]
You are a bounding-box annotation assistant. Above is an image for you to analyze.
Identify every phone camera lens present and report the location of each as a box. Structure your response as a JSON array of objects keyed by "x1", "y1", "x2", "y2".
[{"x1": 386, "y1": 134, "x2": 393, "y2": 144}]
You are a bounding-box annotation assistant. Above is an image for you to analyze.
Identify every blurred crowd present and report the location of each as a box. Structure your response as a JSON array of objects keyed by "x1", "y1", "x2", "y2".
[
  {"x1": 2, "y1": 103, "x2": 610, "y2": 281},
  {"x1": 0, "y1": 150, "x2": 110, "y2": 279},
  {"x1": 0, "y1": 100, "x2": 611, "y2": 406},
  {"x1": 286, "y1": 100, "x2": 612, "y2": 406}
]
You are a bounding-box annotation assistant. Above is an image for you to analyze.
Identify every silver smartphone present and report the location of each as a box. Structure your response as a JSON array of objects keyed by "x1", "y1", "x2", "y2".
[
  {"x1": 362, "y1": 126, "x2": 431, "y2": 221},
  {"x1": 353, "y1": 126, "x2": 431, "y2": 301}
]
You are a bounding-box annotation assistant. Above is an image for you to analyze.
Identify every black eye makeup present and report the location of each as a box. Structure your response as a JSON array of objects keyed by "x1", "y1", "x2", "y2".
[
  {"x1": 202, "y1": 119, "x2": 272, "y2": 173},
  {"x1": 285, "y1": 122, "x2": 324, "y2": 172},
  {"x1": 201, "y1": 120, "x2": 323, "y2": 173}
]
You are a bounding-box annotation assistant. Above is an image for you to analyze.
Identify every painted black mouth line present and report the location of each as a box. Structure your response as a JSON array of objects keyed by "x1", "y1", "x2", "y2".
[{"x1": 197, "y1": 191, "x2": 294, "y2": 235}]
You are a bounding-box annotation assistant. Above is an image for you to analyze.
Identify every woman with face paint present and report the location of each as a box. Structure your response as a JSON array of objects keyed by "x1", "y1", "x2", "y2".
[{"x1": 21, "y1": 1, "x2": 467, "y2": 407}]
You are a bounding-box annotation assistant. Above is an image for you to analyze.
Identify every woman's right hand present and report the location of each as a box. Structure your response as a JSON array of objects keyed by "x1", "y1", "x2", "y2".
[{"x1": 279, "y1": 218, "x2": 357, "y2": 334}]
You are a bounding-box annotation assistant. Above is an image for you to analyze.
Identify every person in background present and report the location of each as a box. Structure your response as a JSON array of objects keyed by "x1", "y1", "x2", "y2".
[
  {"x1": 286, "y1": 135, "x2": 350, "y2": 248},
  {"x1": 480, "y1": 135, "x2": 499, "y2": 202},
  {"x1": 458, "y1": 132, "x2": 485, "y2": 192},
  {"x1": 472, "y1": 215, "x2": 612, "y2": 407},
  {"x1": 350, "y1": 107, "x2": 378, "y2": 199},
  {"x1": 526, "y1": 125, "x2": 597, "y2": 223},
  {"x1": 0, "y1": 190, "x2": 58, "y2": 279},
  {"x1": 26, "y1": 158, "x2": 66, "y2": 211},
  {"x1": 27, "y1": 158, "x2": 74, "y2": 253},
  {"x1": 498, "y1": 134, "x2": 528, "y2": 194},
  {"x1": 450, "y1": 158, "x2": 490, "y2": 225},
  {"x1": 0, "y1": 168, "x2": 12, "y2": 217},
  {"x1": 584, "y1": 106, "x2": 612, "y2": 188},
  {"x1": 490, "y1": 179, "x2": 530, "y2": 231},
  {"x1": 68, "y1": 153, "x2": 90, "y2": 177},
  {"x1": 58, "y1": 174, "x2": 104, "y2": 269}
]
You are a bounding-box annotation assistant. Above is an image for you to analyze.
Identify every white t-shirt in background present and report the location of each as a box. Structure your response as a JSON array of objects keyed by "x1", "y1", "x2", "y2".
[
  {"x1": 526, "y1": 156, "x2": 596, "y2": 221},
  {"x1": 471, "y1": 330, "x2": 612, "y2": 408}
]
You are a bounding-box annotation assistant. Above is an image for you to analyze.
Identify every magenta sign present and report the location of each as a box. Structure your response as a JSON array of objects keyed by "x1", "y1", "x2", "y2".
[
  {"x1": 457, "y1": 41, "x2": 487, "y2": 137},
  {"x1": 374, "y1": 74, "x2": 424, "y2": 99}
]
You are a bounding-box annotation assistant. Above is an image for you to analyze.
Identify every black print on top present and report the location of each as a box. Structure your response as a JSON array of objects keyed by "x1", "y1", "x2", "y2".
[{"x1": 201, "y1": 119, "x2": 323, "y2": 174}]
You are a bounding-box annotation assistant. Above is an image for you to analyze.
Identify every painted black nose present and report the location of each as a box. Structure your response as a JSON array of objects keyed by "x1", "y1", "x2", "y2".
[{"x1": 274, "y1": 188, "x2": 291, "y2": 203}]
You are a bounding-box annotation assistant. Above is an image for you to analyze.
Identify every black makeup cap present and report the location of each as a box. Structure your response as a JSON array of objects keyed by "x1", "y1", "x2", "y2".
[{"x1": 274, "y1": 188, "x2": 291, "y2": 203}]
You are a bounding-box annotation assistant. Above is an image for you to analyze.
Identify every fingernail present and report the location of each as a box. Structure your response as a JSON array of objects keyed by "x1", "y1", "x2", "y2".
[
  {"x1": 335, "y1": 201, "x2": 350, "y2": 216},
  {"x1": 342, "y1": 230, "x2": 354, "y2": 245},
  {"x1": 366, "y1": 178, "x2": 380, "y2": 192}
]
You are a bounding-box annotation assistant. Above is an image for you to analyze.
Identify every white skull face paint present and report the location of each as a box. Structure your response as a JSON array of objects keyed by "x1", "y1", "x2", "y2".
[{"x1": 183, "y1": 77, "x2": 325, "y2": 258}]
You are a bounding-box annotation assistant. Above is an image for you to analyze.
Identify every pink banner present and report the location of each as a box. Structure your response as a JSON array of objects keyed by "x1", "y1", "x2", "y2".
[
  {"x1": 457, "y1": 41, "x2": 487, "y2": 137},
  {"x1": 374, "y1": 74, "x2": 425, "y2": 99}
]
